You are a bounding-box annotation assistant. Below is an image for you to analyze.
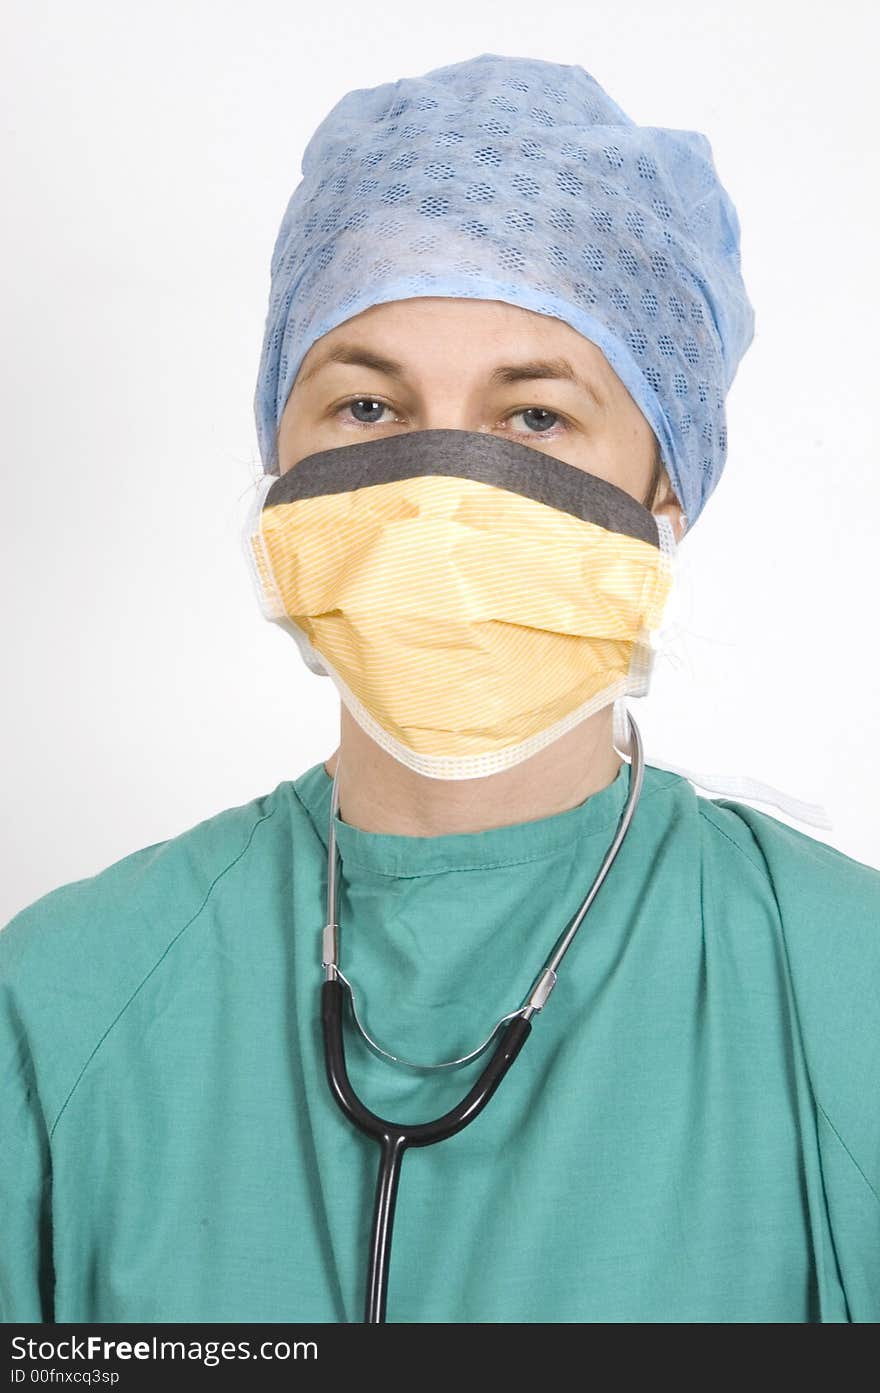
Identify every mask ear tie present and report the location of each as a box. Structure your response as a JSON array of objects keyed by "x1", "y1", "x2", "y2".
[{"x1": 612, "y1": 698, "x2": 833, "y2": 832}]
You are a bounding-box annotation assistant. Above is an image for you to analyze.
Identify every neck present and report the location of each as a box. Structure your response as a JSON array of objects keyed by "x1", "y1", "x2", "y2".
[{"x1": 322, "y1": 703, "x2": 623, "y2": 837}]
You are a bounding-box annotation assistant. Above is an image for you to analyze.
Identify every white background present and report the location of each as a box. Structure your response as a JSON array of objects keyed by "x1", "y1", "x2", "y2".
[{"x1": 2, "y1": 0, "x2": 878, "y2": 924}]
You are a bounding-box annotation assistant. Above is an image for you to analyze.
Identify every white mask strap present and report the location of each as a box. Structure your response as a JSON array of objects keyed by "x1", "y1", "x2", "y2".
[{"x1": 613, "y1": 700, "x2": 832, "y2": 831}]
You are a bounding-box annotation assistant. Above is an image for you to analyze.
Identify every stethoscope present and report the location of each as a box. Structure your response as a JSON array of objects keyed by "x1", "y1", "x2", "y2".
[{"x1": 320, "y1": 709, "x2": 645, "y2": 1323}]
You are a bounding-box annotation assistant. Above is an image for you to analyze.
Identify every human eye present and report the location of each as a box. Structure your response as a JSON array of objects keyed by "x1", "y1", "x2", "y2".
[
  {"x1": 335, "y1": 397, "x2": 400, "y2": 428},
  {"x1": 505, "y1": 406, "x2": 567, "y2": 438}
]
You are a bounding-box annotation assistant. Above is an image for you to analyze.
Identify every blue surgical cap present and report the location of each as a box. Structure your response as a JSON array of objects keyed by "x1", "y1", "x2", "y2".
[{"x1": 254, "y1": 52, "x2": 756, "y2": 531}]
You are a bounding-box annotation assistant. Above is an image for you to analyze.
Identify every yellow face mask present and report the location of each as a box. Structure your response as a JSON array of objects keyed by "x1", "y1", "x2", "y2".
[{"x1": 243, "y1": 429, "x2": 677, "y2": 780}]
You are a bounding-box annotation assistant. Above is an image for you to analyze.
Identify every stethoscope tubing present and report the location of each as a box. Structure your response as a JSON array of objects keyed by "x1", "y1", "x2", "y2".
[{"x1": 322, "y1": 979, "x2": 532, "y2": 1322}]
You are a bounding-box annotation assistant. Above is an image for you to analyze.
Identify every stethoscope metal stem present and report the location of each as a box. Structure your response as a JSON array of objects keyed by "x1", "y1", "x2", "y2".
[
  {"x1": 523, "y1": 713, "x2": 646, "y2": 1017},
  {"x1": 320, "y1": 711, "x2": 645, "y2": 1323}
]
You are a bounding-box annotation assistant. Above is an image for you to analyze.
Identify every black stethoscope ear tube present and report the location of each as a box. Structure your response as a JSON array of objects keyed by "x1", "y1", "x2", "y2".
[{"x1": 321, "y1": 979, "x2": 533, "y2": 1322}]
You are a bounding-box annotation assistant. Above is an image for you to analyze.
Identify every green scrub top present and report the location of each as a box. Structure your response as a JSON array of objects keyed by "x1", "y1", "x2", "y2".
[{"x1": 2, "y1": 758, "x2": 879, "y2": 1324}]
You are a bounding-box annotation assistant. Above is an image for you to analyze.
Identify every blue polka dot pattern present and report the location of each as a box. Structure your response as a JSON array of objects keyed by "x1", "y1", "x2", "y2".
[{"x1": 254, "y1": 53, "x2": 755, "y2": 530}]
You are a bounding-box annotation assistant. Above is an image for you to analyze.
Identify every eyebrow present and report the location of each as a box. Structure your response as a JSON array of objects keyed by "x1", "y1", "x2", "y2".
[{"x1": 296, "y1": 343, "x2": 607, "y2": 409}]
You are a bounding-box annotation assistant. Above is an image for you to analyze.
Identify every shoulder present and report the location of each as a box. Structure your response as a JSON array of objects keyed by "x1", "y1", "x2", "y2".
[
  {"x1": 0, "y1": 780, "x2": 297, "y2": 1127},
  {"x1": 696, "y1": 788, "x2": 880, "y2": 915},
  {"x1": 0, "y1": 784, "x2": 286, "y2": 974},
  {"x1": 695, "y1": 791, "x2": 880, "y2": 1053},
  {"x1": 645, "y1": 763, "x2": 880, "y2": 902},
  {"x1": 647, "y1": 766, "x2": 880, "y2": 971},
  {"x1": 693, "y1": 786, "x2": 880, "y2": 1004}
]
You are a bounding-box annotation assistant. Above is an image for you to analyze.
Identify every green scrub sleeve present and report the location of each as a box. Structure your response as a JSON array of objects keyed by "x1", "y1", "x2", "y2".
[{"x1": 0, "y1": 967, "x2": 53, "y2": 1322}]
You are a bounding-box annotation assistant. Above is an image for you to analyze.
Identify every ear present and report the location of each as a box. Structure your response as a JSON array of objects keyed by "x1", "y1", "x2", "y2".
[{"x1": 652, "y1": 488, "x2": 688, "y2": 545}]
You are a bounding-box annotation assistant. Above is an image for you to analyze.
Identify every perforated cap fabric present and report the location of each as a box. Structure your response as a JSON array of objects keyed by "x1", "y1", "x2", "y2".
[{"x1": 253, "y1": 52, "x2": 756, "y2": 531}]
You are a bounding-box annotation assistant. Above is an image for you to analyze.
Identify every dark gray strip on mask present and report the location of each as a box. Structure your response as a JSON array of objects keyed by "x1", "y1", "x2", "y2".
[{"x1": 264, "y1": 428, "x2": 659, "y2": 547}]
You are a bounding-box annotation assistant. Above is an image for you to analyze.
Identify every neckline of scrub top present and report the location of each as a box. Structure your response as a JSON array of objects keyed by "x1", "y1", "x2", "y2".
[{"x1": 289, "y1": 756, "x2": 680, "y2": 879}]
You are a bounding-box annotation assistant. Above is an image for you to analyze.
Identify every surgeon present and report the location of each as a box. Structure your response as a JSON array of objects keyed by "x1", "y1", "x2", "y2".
[{"x1": 2, "y1": 53, "x2": 880, "y2": 1327}]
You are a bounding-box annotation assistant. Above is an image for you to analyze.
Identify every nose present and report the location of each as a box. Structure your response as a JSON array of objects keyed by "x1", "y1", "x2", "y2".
[{"x1": 414, "y1": 404, "x2": 491, "y2": 435}]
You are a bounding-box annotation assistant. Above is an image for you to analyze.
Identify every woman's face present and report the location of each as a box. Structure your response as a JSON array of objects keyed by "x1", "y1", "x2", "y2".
[{"x1": 277, "y1": 297, "x2": 684, "y2": 541}]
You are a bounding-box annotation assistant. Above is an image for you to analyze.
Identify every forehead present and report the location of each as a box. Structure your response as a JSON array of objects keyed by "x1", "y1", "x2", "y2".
[{"x1": 294, "y1": 296, "x2": 616, "y2": 399}]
